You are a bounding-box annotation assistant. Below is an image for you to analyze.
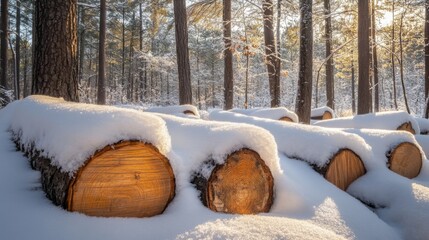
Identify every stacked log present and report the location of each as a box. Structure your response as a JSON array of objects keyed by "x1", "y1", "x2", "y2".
[
  {"x1": 209, "y1": 111, "x2": 370, "y2": 191},
  {"x1": 155, "y1": 114, "x2": 280, "y2": 214},
  {"x1": 8, "y1": 96, "x2": 175, "y2": 217},
  {"x1": 145, "y1": 105, "x2": 199, "y2": 118},
  {"x1": 230, "y1": 107, "x2": 299, "y2": 123},
  {"x1": 311, "y1": 106, "x2": 335, "y2": 121},
  {"x1": 311, "y1": 111, "x2": 333, "y2": 121}
]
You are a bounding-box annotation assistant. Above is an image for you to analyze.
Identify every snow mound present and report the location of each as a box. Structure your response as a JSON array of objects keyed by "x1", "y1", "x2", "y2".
[
  {"x1": 3, "y1": 95, "x2": 172, "y2": 174},
  {"x1": 153, "y1": 113, "x2": 282, "y2": 186},
  {"x1": 209, "y1": 110, "x2": 372, "y2": 169},
  {"x1": 414, "y1": 117, "x2": 429, "y2": 134},
  {"x1": 313, "y1": 111, "x2": 420, "y2": 133},
  {"x1": 230, "y1": 107, "x2": 299, "y2": 122},
  {"x1": 145, "y1": 105, "x2": 200, "y2": 118},
  {"x1": 311, "y1": 106, "x2": 335, "y2": 118}
]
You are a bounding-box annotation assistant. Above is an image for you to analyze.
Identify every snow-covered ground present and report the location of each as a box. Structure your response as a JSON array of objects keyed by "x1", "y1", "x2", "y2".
[{"x1": 1, "y1": 98, "x2": 429, "y2": 239}]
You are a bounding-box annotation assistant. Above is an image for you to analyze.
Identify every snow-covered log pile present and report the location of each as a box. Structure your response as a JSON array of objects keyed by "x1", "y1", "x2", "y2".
[
  {"x1": 155, "y1": 113, "x2": 281, "y2": 214},
  {"x1": 5, "y1": 95, "x2": 176, "y2": 218},
  {"x1": 145, "y1": 105, "x2": 200, "y2": 118},
  {"x1": 313, "y1": 111, "x2": 419, "y2": 134},
  {"x1": 209, "y1": 111, "x2": 371, "y2": 191},
  {"x1": 311, "y1": 106, "x2": 335, "y2": 120},
  {"x1": 414, "y1": 117, "x2": 429, "y2": 135},
  {"x1": 230, "y1": 107, "x2": 299, "y2": 123},
  {"x1": 343, "y1": 129, "x2": 423, "y2": 179}
]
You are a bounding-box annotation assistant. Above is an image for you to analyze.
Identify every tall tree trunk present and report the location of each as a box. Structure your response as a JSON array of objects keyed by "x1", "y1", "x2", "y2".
[
  {"x1": 425, "y1": 0, "x2": 429, "y2": 118},
  {"x1": 352, "y1": 49, "x2": 356, "y2": 114},
  {"x1": 122, "y1": 4, "x2": 126, "y2": 87},
  {"x1": 324, "y1": 0, "x2": 334, "y2": 109},
  {"x1": 223, "y1": 0, "x2": 233, "y2": 109},
  {"x1": 128, "y1": 11, "x2": 135, "y2": 102},
  {"x1": 372, "y1": 0, "x2": 379, "y2": 112},
  {"x1": 78, "y1": 7, "x2": 86, "y2": 85},
  {"x1": 263, "y1": 0, "x2": 280, "y2": 107},
  {"x1": 173, "y1": 0, "x2": 192, "y2": 104},
  {"x1": 15, "y1": 0, "x2": 20, "y2": 99},
  {"x1": 23, "y1": 34, "x2": 29, "y2": 97},
  {"x1": 33, "y1": 0, "x2": 78, "y2": 102},
  {"x1": 295, "y1": 0, "x2": 313, "y2": 123},
  {"x1": 399, "y1": 11, "x2": 410, "y2": 113},
  {"x1": 97, "y1": 0, "x2": 106, "y2": 105},
  {"x1": 391, "y1": 1, "x2": 398, "y2": 110},
  {"x1": 139, "y1": 1, "x2": 144, "y2": 102},
  {"x1": 357, "y1": 0, "x2": 370, "y2": 114},
  {"x1": 0, "y1": 0, "x2": 8, "y2": 91}
]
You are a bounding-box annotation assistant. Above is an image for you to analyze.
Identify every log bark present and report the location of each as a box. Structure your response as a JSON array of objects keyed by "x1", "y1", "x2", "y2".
[
  {"x1": 387, "y1": 142, "x2": 422, "y2": 179},
  {"x1": 192, "y1": 149, "x2": 274, "y2": 214},
  {"x1": 15, "y1": 139, "x2": 175, "y2": 218}
]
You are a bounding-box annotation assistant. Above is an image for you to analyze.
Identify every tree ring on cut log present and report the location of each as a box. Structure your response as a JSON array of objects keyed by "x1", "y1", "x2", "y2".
[
  {"x1": 206, "y1": 149, "x2": 274, "y2": 214},
  {"x1": 396, "y1": 122, "x2": 416, "y2": 134},
  {"x1": 323, "y1": 149, "x2": 366, "y2": 191},
  {"x1": 388, "y1": 142, "x2": 422, "y2": 179},
  {"x1": 183, "y1": 110, "x2": 196, "y2": 115},
  {"x1": 279, "y1": 116, "x2": 294, "y2": 122},
  {"x1": 67, "y1": 141, "x2": 175, "y2": 218}
]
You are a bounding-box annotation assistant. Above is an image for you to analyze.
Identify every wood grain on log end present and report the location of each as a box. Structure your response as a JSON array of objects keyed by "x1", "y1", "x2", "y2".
[
  {"x1": 205, "y1": 149, "x2": 274, "y2": 214},
  {"x1": 397, "y1": 122, "x2": 416, "y2": 134},
  {"x1": 324, "y1": 149, "x2": 366, "y2": 191},
  {"x1": 388, "y1": 142, "x2": 422, "y2": 179},
  {"x1": 67, "y1": 141, "x2": 175, "y2": 218},
  {"x1": 279, "y1": 116, "x2": 294, "y2": 122}
]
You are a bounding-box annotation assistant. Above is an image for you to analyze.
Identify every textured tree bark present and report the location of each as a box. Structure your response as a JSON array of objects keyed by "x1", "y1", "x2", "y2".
[
  {"x1": 324, "y1": 0, "x2": 334, "y2": 110},
  {"x1": 97, "y1": 0, "x2": 106, "y2": 105},
  {"x1": 263, "y1": 0, "x2": 281, "y2": 107},
  {"x1": 358, "y1": 0, "x2": 370, "y2": 114},
  {"x1": 0, "y1": 0, "x2": 8, "y2": 91},
  {"x1": 371, "y1": 0, "x2": 379, "y2": 112},
  {"x1": 426, "y1": 0, "x2": 429, "y2": 118},
  {"x1": 173, "y1": 0, "x2": 193, "y2": 105},
  {"x1": 32, "y1": 0, "x2": 79, "y2": 102},
  {"x1": 351, "y1": 50, "x2": 356, "y2": 114},
  {"x1": 223, "y1": 0, "x2": 233, "y2": 109},
  {"x1": 295, "y1": 0, "x2": 313, "y2": 124}
]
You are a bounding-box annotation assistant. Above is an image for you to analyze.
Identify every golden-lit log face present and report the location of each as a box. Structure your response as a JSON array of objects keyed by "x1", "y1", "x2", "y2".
[
  {"x1": 324, "y1": 149, "x2": 366, "y2": 191},
  {"x1": 397, "y1": 122, "x2": 416, "y2": 135},
  {"x1": 279, "y1": 116, "x2": 294, "y2": 122},
  {"x1": 67, "y1": 141, "x2": 175, "y2": 218},
  {"x1": 389, "y1": 142, "x2": 422, "y2": 179},
  {"x1": 206, "y1": 149, "x2": 274, "y2": 214}
]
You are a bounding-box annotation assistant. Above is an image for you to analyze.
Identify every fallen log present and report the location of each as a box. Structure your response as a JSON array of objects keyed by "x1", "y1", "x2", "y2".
[
  {"x1": 314, "y1": 111, "x2": 419, "y2": 135},
  {"x1": 145, "y1": 104, "x2": 199, "y2": 118},
  {"x1": 230, "y1": 107, "x2": 299, "y2": 123},
  {"x1": 8, "y1": 96, "x2": 175, "y2": 217},
  {"x1": 155, "y1": 113, "x2": 280, "y2": 214},
  {"x1": 311, "y1": 106, "x2": 334, "y2": 121},
  {"x1": 209, "y1": 111, "x2": 370, "y2": 191}
]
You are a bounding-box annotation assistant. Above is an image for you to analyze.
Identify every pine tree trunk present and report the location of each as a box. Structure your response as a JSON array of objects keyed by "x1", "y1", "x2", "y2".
[
  {"x1": 324, "y1": 0, "x2": 334, "y2": 110},
  {"x1": 425, "y1": 0, "x2": 429, "y2": 118},
  {"x1": 357, "y1": 0, "x2": 370, "y2": 114},
  {"x1": 15, "y1": 0, "x2": 21, "y2": 99},
  {"x1": 391, "y1": 2, "x2": 398, "y2": 110},
  {"x1": 122, "y1": 5, "x2": 126, "y2": 87},
  {"x1": 0, "y1": 0, "x2": 8, "y2": 91},
  {"x1": 33, "y1": 0, "x2": 78, "y2": 102},
  {"x1": 263, "y1": 0, "x2": 280, "y2": 107},
  {"x1": 295, "y1": 0, "x2": 313, "y2": 124},
  {"x1": 223, "y1": 0, "x2": 233, "y2": 109},
  {"x1": 372, "y1": 0, "x2": 379, "y2": 112},
  {"x1": 97, "y1": 0, "x2": 106, "y2": 105},
  {"x1": 173, "y1": 0, "x2": 192, "y2": 105},
  {"x1": 399, "y1": 11, "x2": 410, "y2": 113},
  {"x1": 351, "y1": 50, "x2": 356, "y2": 114},
  {"x1": 78, "y1": 7, "x2": 86, "y2": 85},
  {"x1": 139, "y1": 2, "x2": 144, "y2": 102}
]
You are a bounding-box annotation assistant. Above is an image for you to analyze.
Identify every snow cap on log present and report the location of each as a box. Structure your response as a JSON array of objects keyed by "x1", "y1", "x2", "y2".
[
  {"x1": 5, "y1": 95, "x2": 172, "y2": 174},
  {"x1": 414, "y1": 117, "x2": 429, "y2": 135},
  {"x1": 313, "y1": 111, "x2": 419, "y2": 134},
  {"x1": 230, "y1": 107, "x2": 299, "y2": 123},
  {"x1": 209, "y1": 110, "x2": 372, "y2": 170},
  {"x1": 145, "y1": 105, "x2": 200, "y2": 118},
  {"x1": 311, "y1": 106, "x2": 335, "y2": 120}
]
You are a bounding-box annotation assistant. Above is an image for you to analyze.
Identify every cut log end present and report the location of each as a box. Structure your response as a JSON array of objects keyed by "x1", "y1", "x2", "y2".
[
  {"x1": 324, "y1": 149, "x2": 366, "y2": 191},
  {"x1": 183, "y1": 110, "x2": 196, "y2": 115},
  {"x1": 279, "y1": 116, "x2": 294, "y2": 122},
  {"x1": 201, "y1": 149, "x2": 274, "y2": 214},
  {"x1": 388, "y1": 142, "x2": 422, "y2": 179},
  {"x1": 311, "y1": 111, "x2": 333, "y2": 121},
  {"x1": 67, "y1": 141, "x2": 175, "y2": 218},
  {"x1": 397, "y1": 122, "x2": 416, "y2": 134}
]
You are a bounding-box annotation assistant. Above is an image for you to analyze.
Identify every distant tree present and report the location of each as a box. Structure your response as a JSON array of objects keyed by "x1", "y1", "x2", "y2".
[
  {"x1": 97, "y1": 0, "x2": 106, "y2": 105},
  {"x1": 223, "y1": 0, "x2": 233, "y2": 109},
  {"x1": 0, "y1": 0, "x2": 8, "y2": 101},
  {"x1": 16, "y1": 0, "x2": 21, "y2": 100},
  {"x1": 173, "y1": 0, "x2": 192, "y2": 104},
  {"x1": 391, "y1": 1, "x2": 398, "y2": 110},
  {"x1": 262, "y1": 0, "x2": 280, "y2": 107},
  {"x1": 358, "y1": 0, "x2": 370, "y2": 114},
  {"x1": 32, "y1": 0, "x2": 79, "y2": 101},
  {"x1": 295, "y1": 0, "x2": 313, "y2": 123},
  {"x1": 324, "y1": 0, "x2": 334, "y2": 110}
]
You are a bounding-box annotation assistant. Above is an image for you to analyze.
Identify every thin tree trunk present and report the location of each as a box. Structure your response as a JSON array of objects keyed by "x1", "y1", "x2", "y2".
[
  {"x1": 173, "y1": 0, "x2": 192, "y2": 104},
  {"x1": 0, "y1": 0, "x2": 8, "y2": 90},
  {"x1": 128, "y1": 11, "x2": 135, "y2": 102},
  {"x1": 352, "y1": 49, "x2": 356, "y2": 114},
  {"x1": 139, "y1": 1, "x2": 144, "y2": 102},
  {"x1": 358, "y1": 0, "x2": 370, "y2": 114},
  {"x1": 295, "y1": 0, "x2": 313, "y2": 123},
  {"x1": 372, "y1": 0, "x2": 379, "y2": 112},
  {"x1": 391, "y1": 1, "x2": 398, "y2": 110},
  {"x1": 15, "y1": 0, "x2": 21, "y2": 99},
  {"x1": 425, "y1": 0, "x2": 429, "y2": 118},
  {"x1": 23, "y1": 33, "x2": 29, "y2": 97},
  {"x1": 263, "y1": 0, "x2": 280, "y2": 107},
  {"x1": 33, "y1": 0, "x2": 79, "y2": 102},
  {"x1": 223, "y1": 0, "x2": 233, "y2": 109},
  {"x1": 122, "y1": 4, "x2": 126, "y2": 87},
  {"x1": 78, "y1": 7, "x2": 85, "y2": 85},
  {"x1": 97, "y1": 0, "x2": 106, "y2": 105},
  {"x1": 324, "y1": 0, "x2": 334, "y2": 109},
  {"x1": 399, "y1": 11, "x2": 410, "y2": 113}
]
